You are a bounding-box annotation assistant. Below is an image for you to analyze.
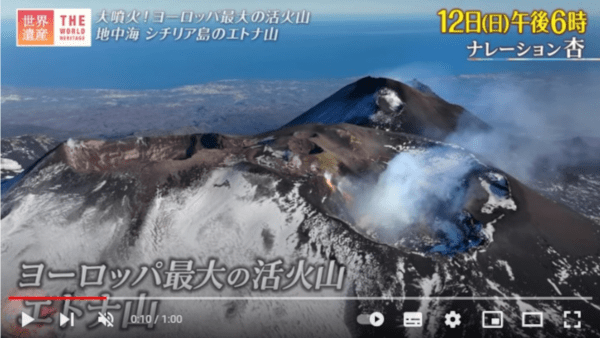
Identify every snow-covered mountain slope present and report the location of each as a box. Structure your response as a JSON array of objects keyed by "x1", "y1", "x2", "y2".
[{"x1": 1, "y1": 135, "x2": 58, "y2": 179}]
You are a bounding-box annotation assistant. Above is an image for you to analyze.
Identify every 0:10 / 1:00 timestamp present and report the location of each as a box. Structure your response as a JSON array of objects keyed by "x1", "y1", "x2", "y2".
[{"x1": 130, "y1": 314, "x2": 183, "y2": 325}]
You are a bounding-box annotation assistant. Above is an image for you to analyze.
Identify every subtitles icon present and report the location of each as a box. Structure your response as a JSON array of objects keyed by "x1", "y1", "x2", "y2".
[
  {"x1": 482, "y1": 311, "x2": 503, "y2": 328},
  {"x1": 403, "y1": 312, "x2": 422, "y2": 327},
  {"x1": 522, "y1": 312, "x2": 543, "y2": 328}
]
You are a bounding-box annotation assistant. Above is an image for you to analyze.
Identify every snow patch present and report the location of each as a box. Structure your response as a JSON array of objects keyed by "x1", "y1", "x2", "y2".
[
  {"x1": 547, "y1": 279, "x2": 562, "y2": 295},
  {"x1": 482, "y1": 215, "x2": 502, "y2": 243},
  {"x1": 514, "y1": 297, "x2": 538, "y2": 314},
  {"x1": 485, "y1": 278, "x2": 508, "y2": 297},
  {"x1": 496, "y1": 260, "x2": 515, "y2": 281},
  {"x1": 66, "y1": 138, "x2": 83, "y2": 149},
  {"x1": 1, "y1": 158, "x2": 23, "y2": 173},
  {"x1": 290, "y1": 155, "x2": 302, "y2": 169},
  {"x1": 378, "y1": 88, "x2": 403, "y2": 111},
  {"x1": 480, "y1": 179, "x2": 517, "y2": 214},
  {"x1": 92, "y1": 180, "x2": 107, "y2": 193}
]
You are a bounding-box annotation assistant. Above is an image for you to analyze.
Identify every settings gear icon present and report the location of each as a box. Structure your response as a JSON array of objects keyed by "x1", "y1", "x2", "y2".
[{"x1": 444, "y1": 311, "x2": 461, "y2": 328}]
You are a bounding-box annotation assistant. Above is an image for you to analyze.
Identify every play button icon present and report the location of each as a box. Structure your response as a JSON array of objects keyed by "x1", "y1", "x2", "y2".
[
  {"x1": 21, "y1": 312, "x2": 35, "y2": 327},
  {"x1": 369, "y1": 312, "x2": 385, "y2": 327},
  {"x1": 60, "y1": 313, "x2": 70, "y2": 327}
]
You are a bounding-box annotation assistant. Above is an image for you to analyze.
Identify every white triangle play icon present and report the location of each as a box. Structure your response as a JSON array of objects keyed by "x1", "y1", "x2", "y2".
[
  {"x1": 369, "y1": 311, "x2": 384, "y2": 327},
  {"x1": 60, "y1": 313, "x2": 70, "y2": 326},
  {"x1": 21, "y1": 312, "x2": 34, "y2": 327}
]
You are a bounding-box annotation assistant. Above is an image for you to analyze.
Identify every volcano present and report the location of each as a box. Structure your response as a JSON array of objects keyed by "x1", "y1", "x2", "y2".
[
  {"x1": 284, "y1": 76, "x2": 490, "y2": 140},
  {"x1": 2, "y1": 77, "x2": 599, "y2": 338}
]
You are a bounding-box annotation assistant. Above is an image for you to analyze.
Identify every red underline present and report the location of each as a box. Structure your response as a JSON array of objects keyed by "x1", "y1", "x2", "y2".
[{"x1": 9, "y1": 296, "x2": 107, "y2": 301}]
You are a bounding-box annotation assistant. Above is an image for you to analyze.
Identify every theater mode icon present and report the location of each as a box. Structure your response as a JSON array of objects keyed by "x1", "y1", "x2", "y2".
[{"x1": 522, "y1": 312, "x2": 543, "y2": 328}]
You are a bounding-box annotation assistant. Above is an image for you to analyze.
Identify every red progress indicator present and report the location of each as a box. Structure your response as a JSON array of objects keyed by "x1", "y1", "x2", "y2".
[{"x1": 9, "y1": 296, "x2": 107, "y2": 301}]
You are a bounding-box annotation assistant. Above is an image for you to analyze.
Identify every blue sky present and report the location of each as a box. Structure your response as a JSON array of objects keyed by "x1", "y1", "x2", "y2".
[
  {"x1": 2, "y1": 0, "x2": 600, "y2": 17},
  {"x1": 2, "y1": 1, "x2": 599, "y2": 89}
]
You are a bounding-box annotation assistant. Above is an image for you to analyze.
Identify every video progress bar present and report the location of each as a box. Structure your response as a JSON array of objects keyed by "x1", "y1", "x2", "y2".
[
  {"x1": 109, "y1": 296, "x2": 593, "y2": 301},
  {"x1": 9, "y1": 296, "x2": 107, "y2": 301}
]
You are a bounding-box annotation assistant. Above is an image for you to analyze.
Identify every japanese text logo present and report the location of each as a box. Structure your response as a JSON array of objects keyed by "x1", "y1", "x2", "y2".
[{"x1": 17, "y1": 9, "x2": 92, "y2": 47}]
